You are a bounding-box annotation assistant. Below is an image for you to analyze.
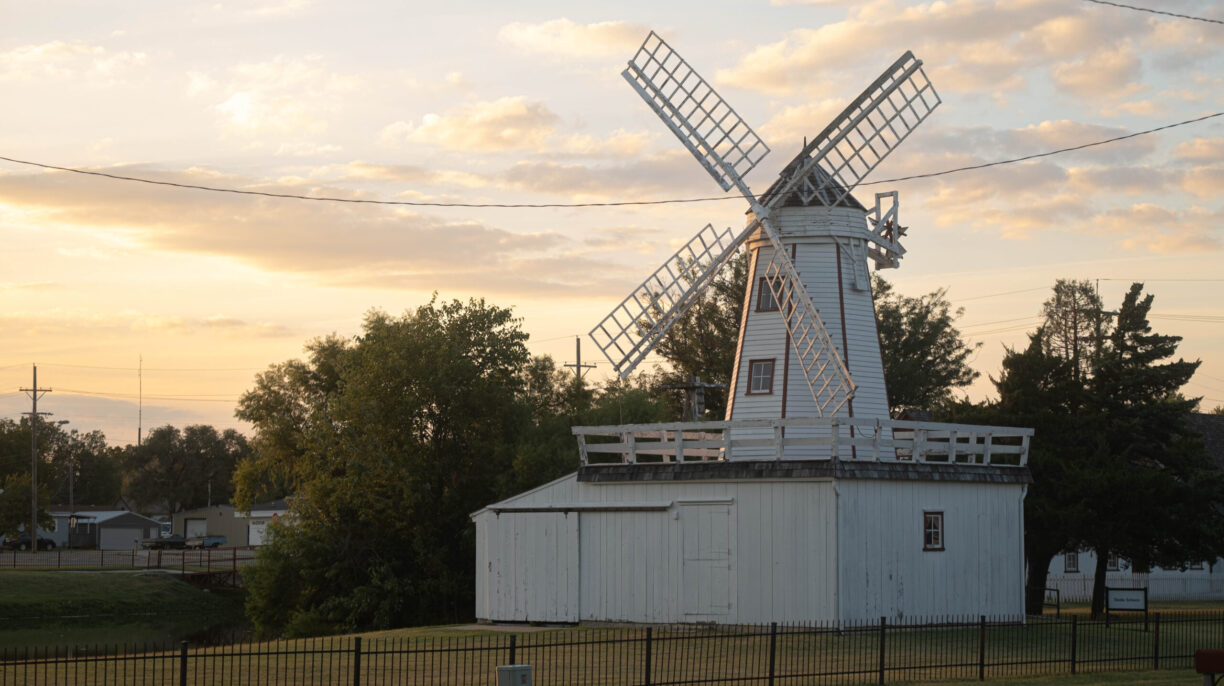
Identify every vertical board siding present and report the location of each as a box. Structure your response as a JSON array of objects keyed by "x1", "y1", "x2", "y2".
[
  {"x1": 836, "y1": 480, "x2": 1025, "y2": 622},
  {"x1": 479, "y1": 511, "x2": 579, "y2": 622}
]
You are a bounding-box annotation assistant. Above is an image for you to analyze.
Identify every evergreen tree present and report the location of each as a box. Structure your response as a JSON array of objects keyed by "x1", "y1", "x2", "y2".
[{"x1": 1079, "y1": 283, "x2": 1222, "y2": 617}]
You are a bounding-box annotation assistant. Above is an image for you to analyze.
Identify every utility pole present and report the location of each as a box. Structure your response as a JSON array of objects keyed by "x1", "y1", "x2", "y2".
[
  {"x1": 20, "y1": 365, "x2": 52, "y2": 555},
  {"x1": 563, "y1": 336, "x2": 596, "y2": 381},
  {"x1": 662, "y1": 376, "x2": 726, "y2": 422}
]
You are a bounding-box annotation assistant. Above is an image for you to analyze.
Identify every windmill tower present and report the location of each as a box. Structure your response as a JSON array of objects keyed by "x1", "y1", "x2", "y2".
[{"x1": 590, "y1": 33, "x2": 938, "y2": 459}]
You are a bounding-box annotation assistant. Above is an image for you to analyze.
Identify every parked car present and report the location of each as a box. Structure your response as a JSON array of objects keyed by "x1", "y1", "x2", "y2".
[
  {"x1": 185, "y1": 535, "x2": 226, "y2": 549},
  {"x1": 141, "y1": 534, "x2": 187, "y2": 550},
  {"x1": 2, "y1": 533, "x2": 57, "y2": 551}
]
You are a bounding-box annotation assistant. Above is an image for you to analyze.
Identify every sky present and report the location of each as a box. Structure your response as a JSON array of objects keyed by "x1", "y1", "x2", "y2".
[{"x1": 1, "y1": 0, "x2": 1222, "y2": 445}]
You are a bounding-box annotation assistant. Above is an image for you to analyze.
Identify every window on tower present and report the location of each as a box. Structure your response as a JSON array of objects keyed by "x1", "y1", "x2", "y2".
[
  {"x1": 923, "y1": 511, "x2": 944, "y2": 551},
  {"x1": 747, "y1": 359, "x2": 775, "y2": 394},
  {"x1": 756, "y1": 277, "x2": 779, "y2": 312}
]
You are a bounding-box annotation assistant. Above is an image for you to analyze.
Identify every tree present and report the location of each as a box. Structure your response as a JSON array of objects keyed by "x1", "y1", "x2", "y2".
[
  {"x1": 873, "y1": 274, "x2": 980, "y2": 415},
  {"x1": 122, "y1": 425, "x2": 250, "y2": 514},
  {"x1": 0, "y1": 417, "x2": 76, "y2": 535},
  {"x1": 45, "y1": 429, "x2": 123, "y2": 507},
  {"x1": 1077, "y1": 283, "x2": 1223, "y2": 617},
  {"x1": 1211, "y1": 405, "x2": 1223, "y2": 415},
  {"x1": 653, "y1": 250, "x2": 747, "y2": 419},
  {"x1": 232, "y1": 335, "x2": 349, "y2": 509},
  {"x1": 241, "y1": 298, "x2": 532, "y2": 636},
  {"x1": 1039, "y1": 279, "x2": 1107, "y2": 383},
  {"x1": 990, "y1": 329, "x2": 1087, "y2": 614}
]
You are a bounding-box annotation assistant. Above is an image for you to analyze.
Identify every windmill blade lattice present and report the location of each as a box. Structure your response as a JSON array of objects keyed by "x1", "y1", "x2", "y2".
[
  {"x1": 623, "y1": 31, "x2": 770, "y2": 192},
  {"x1": 768, "y1": 51, "x2": 939, "y2": 210},
  {"x1": 589, "y1": 223, "x2": 748, "y2": 378}
]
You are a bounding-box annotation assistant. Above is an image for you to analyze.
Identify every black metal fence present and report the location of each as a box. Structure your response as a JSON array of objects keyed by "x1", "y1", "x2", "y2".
[
  {"x1": 2, "y1": 547, "x2": 257, "y2": 573},
  {"x1": 2, "y1": 612, "x2": 1221, "y2": 685}
]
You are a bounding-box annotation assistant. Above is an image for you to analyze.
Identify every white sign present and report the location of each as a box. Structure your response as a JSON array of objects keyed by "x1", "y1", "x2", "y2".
[{"x1": 1107, "y1": 588, "x2": 1147, "y2": 611}]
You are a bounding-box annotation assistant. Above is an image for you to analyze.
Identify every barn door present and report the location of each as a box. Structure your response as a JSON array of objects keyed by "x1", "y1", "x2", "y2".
[{"x1": 680, "y1": 503, "x2": 733, "y2": 620}]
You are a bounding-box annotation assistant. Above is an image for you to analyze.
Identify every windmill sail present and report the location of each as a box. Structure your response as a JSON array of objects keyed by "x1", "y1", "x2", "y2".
[
  {"x1": 623, "y1": 31, "x2": 770, "y2": 192},
  {"x1": 768, "y1": 51, "x2": 939, "y2": 210},
  {"x1": 589, "y1": 223, "x2": 748, "y2": 378}
]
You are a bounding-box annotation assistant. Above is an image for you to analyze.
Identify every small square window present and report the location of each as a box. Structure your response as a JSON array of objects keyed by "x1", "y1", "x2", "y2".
[
  {"x1": 1106, "y1": 553, "x2": 1120, "y2": 572},
  {"x1": 1064, "y1": 551, "x2": 1079, "y2": 573},
  {"x1": 923, "y1": 511, "x2": 944, "y2": 551},
  {"x1": 756, "y1": 277, "x2": 779, "y2": 312},
  {"x1": 747, "y1": 359, "x2": 775, "y2": 395}
]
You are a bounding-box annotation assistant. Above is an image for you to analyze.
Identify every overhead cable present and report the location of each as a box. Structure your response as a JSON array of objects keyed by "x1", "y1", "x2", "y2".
[
  {"x1": 1083, "y1": 0, "x2": 1224, "y2": 25},
  {"x1": 1, "y1": 111, "x2": 1221, "y2": 209}
]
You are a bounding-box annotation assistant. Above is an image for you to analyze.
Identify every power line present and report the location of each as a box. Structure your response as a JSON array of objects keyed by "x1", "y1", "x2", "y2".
[
  {"x1": 2, "y1": 111, "x2": 1221, "y2": 209},
  {"x1": 1083, "y1": 0, "x2": 1224, "y2": 25},
  {"x1": 36, "y1": 362, "x2": 261, "y2": 372}
]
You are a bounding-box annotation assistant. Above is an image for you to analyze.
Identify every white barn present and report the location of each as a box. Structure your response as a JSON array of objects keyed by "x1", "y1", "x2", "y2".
[{"x1": 473, "y1": 423, "x2": 1031, "y2": 625}]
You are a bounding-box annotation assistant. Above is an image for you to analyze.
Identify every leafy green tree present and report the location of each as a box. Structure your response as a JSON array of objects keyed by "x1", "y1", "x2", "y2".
[
  {"x1": 0, "y1": 418, "x2": 74, "y2": 535},
  {"x1": 242, "y1": 298, "x2": 531, "y2": 636},
  {"x1": 873, "y1": 275, "x2": 980, "y2": 416},
  {"x1": 122, "y1": 425, "x2": 250, "y2": 514},
  {"x1": 46, "y1": 430, "x2": 123, "y2": 507},
  {"x1": 1079, "y1": 283, "x2": 1222, "y2": 617},
  {"x1": 232, "y1": 335, "x2": 349, "y2": 509}
]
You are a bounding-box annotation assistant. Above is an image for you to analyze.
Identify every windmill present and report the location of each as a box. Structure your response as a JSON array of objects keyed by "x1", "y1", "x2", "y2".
[{"x1": 588, "y1": 32, "x2": 938, "y2": 456}]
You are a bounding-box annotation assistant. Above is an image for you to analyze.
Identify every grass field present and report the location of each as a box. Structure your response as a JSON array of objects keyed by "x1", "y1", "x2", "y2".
[{"x1": 3, "y1": 612, "x2": 1220, "y2": 685}]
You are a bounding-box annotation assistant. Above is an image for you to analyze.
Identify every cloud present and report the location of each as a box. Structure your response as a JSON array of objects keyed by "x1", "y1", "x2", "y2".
[
  {"x1": 1050, "y1": 47, "x2": 1144, "y2": 100},
  {"x1": 1095, "y1": 204, "x2": 1223, "y2": 253},
  {"x1": 192, "y1": 56, "x2": 363, "y2": 143},
  {"x1": 498, "y1": 19, "x2": 647, "y2": 58},
  {"x1": 0, "y1": 166, "x2": 653, "y2": 298},
  {"x1": 1173, "y1": 137, "x2": 1224, "y2": 164},
  {"x1": 384, "y1": 97, "x2": 560, "y2": 152},
  {"x1": 1067, "y1": 166, "x2": 1173, "y2": 196},
  {"x1": 0, "y1": 40, "x2": 146, "y2": 83},
  {"x1": 714, "y1": 0, "x2": 1166, "y2": 112},
  {"x1": 1180, "y1": 166, "x2": 1224, "y2": 199},
  {"x1": 758, "y1": 101, "x2": 850, "y2": 147},
  {"x1": 0, "y1": 309, "x2": 297, "y2": 339}
]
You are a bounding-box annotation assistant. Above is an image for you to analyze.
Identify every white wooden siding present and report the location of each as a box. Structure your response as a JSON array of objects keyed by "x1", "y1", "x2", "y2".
[
  {"x1": 476, "y1": 510, "x2": 579, "y2": 622},
  {"x1": 474, "y1": 472, "x2": 1024, "y2": 625},
  {"x1": 836, "y1": 480, "x2": 1025, "y2": 622},
  {"x1": 729, "y1": 205, "x2": 892, "y2": 460}
]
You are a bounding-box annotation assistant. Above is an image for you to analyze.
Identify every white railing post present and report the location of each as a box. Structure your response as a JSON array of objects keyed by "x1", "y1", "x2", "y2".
[
  {"x1": 774, "y1": 421, "x2": 785, "y2": 461},
  {"x1": 914, "y1": 429, "x2": 927, "y2": 462},
  {"x1": 949, "y1": 430, "x2": 958, "y2": 463},
  {"x1": 675, "y1": 430, "x2": 685, "y2": 463},
  {"x1": 982, "y1": 432, "x2": 993, "y2": 465},
  {"x1": 577, "y1": 432, "x2": 589, "y2": 466},
  {"x1": 830, "y1": 420, "x2": 840, "y2": 460},
  {"x1": 624, "y1": 431, "x2": 636, "y2": 464},
  {"x1": 871, "y1": 419, "x2": 881, "y2": 461},
  {"x1": 1020, "y1": 434, "x2": 1030, "y2": 466}
]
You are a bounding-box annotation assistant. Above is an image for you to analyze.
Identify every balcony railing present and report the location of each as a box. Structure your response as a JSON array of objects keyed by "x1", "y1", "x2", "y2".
[{"x1": 573, "y1": 417, "x2": 1031, "y2": 467}]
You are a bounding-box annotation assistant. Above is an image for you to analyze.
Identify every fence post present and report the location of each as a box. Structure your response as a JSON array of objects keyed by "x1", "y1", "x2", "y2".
[
  {"x1": 179, "y1": 641, "x2": 188, "y2": 686},
  {"x1": 768, "y1": 622, "x2": 777, "y2": 686},
  {"x1": 644, "y1": 627, "x2": 652, "y2": 686},
  {"x1": 57, "y1": 549, "x2": 61, "y2": 568},
  {"x1": 1152, "y1": 612, "x2": 1160, "y2": 669},
  {"x1": 878, "y1": 617, "x2": 887, "y2": 685},
  {"x1": 509, "y1": 634, "x2": 516, "y2": 665},
  {"x1": 1070, "y1": 615, "x2": 1077, "y2": 675},
  {"x1": 978, "y1": 615, "x2": 986, "y2": 681},
  {"x1": 352, "y1": 636, "x2": 362, "y2": 686}
]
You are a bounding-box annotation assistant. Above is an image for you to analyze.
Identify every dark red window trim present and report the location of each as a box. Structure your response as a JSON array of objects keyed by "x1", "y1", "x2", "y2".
[
  {"x1": 923, "y1": 511, "x2": 944, "y2": 552},
  {"x1": 755, "y1": 277, "x2": 779, "y2": 312},
  {"x1": 746, "y1": 358, "x2": 775, "y2": 395}
]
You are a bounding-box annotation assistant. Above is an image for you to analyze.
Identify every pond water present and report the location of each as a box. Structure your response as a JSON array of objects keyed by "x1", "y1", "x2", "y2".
[{"x1": 0, "y1": 600, "x2": 252, "y2": 653}]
